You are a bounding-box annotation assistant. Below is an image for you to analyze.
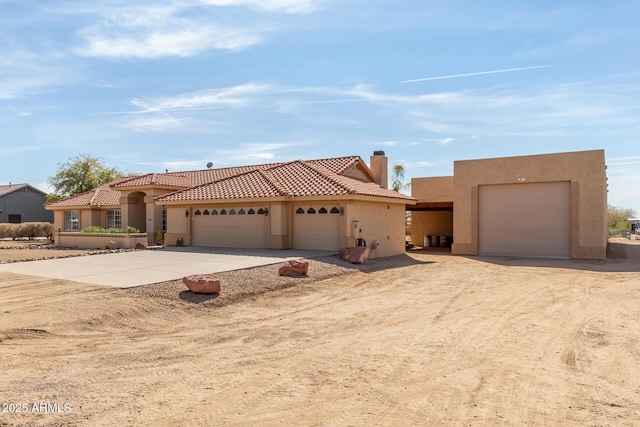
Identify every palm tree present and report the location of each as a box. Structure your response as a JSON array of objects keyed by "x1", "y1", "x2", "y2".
[{"x1": 390, "y1": 164, "x2": 410, "y2": 192}]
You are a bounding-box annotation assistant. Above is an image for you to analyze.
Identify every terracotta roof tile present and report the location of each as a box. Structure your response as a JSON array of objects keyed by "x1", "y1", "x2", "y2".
[
  {"x1": 49, "y1": 155, "x2": 413, "y2": 208},
  {"x1": 114, "y1": 173, "x2": 192, "y2": 188},
  {"x1": 158, "y1": 170, "x2": 285, "y2": 202},
  {"x1": 157, "y1": 158, "x2": 413, "y2": 202},
  {"x1": 46, "y1": 183, "x2": 122, "y2": 208},
  {"x1": 306, "y1": 156, "x2": 361, "y2": 175}
]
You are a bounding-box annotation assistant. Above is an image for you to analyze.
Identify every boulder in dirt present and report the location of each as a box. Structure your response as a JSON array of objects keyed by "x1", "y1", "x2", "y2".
[
  {"x1": 278, "y1": 259, "x2": 309, "y2": 276},
  {"x1": 183, "y1": 274, "x2": 221, "y2": 294},
  {"x1": 339, "y1": 246, "x2": 370, "y2": 264}
]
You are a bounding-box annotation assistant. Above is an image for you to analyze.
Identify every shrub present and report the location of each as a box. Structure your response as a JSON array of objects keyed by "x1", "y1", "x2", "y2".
[
  {"x1": 81, "y1": 226, "x2": 141, "y2": 234},
  {"x1": 0, "y1": 222, "x2": 53, "y2": 239}
]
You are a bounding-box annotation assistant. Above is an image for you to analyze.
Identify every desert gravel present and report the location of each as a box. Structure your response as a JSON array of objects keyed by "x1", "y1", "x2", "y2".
[{"x1": 125, "y1": 253, "x2": 425, "y2": 308}]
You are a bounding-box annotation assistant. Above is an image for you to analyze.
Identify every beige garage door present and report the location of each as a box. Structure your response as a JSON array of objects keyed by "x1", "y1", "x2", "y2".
[
  {"x1": 293, "y1": 206, "x2": 341, "y2": 251},
  {"x1": 478, "y1": 182, "x2": 571, "y2": 258},
  {"x1": 192, "y1": 207, "x2": 266, "y2": 248}
]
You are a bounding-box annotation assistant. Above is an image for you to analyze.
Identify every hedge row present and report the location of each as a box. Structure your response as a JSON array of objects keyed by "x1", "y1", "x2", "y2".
[
  {"x1": 0, "y1": 222, "x2": 54, "y2": 239},
  {"x1": 81, "y1": 226, "x2": 141, "y2": 234}
]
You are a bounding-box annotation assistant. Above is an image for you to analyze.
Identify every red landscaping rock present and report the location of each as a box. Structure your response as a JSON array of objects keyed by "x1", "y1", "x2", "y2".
[
  {"x1": 339, "y1": 246, "x2": 370, "y2": 264},
  {"x1": 135, "y1": 243, "x2": 146, "y2": 250},
  {"x1": 279, "y1": 259, "x2": 309, "y2": 276},
  {"x1": 183, "y1": 274, "x2": 221, "y2": 294}
]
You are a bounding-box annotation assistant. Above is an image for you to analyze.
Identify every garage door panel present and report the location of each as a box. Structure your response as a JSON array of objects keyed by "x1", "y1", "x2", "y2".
[
  {"x1": 293, "y1": 206, "x2": 340, "y2": 251},
  {"x1": 479, "y1": 182, "x2": 570, "y2": 258},
  {"x1": 192, "y1": 214, "x2": 265, "y2": 248}
]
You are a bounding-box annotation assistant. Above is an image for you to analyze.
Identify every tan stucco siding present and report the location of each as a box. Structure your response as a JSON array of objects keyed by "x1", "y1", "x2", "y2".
[
  {"x1": 411, "y1": 211, "x2": 453, "y2": 246},
  {"x1": 411, "y1": 176, "x2": 454, "y2": 202},
  {"x1": 345, "y1": 201, "x2": 406, "y2": 257},
  {"x1": 452, "y1": 150, "x2": 607, "y2": 260}
]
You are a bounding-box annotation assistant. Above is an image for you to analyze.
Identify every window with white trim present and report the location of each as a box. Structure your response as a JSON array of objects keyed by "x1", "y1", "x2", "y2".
[
  {"x1": 106, "y1": 210, "x2": 122, "y2": 229},
  {"x1": 65, "y1": 210, "x2": 79, "y2": 231}
]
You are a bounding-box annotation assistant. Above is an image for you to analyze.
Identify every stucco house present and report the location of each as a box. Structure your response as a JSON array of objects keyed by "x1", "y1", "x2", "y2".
[
  {"x1": 0, "y1": 183, "x2": 53, "y2": 224},
  {"x1": 410, "y1": 149, "x2": 608, "y2": 260},
  {"x1": 46, "y1": 152, "x2": 415, "y2": 257}
]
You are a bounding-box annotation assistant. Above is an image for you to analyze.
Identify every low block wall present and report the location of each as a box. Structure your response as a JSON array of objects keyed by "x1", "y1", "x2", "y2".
[{"x1": 54, "y1": 232, "x2": 148, "y2": 249}]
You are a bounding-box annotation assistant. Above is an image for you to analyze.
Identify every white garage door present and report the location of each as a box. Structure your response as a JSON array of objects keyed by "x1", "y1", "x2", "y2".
[
  {"x1": 293, "y1": 205, "x2": 341, "y2": 251},
  {"x1": 478, "y1": 182, "x2": 571, "y2": 258},
  {"x1": 192, "y1": 207, "x2": 266, "y2": 248}
]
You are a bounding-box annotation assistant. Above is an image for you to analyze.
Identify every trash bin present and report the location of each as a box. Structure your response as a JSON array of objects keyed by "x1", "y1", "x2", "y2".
[{"x1": 424, "y1": 235, "x2": 430, "y2": 247}]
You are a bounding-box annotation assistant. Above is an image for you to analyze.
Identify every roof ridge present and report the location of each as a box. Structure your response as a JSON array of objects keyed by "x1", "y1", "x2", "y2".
[
  {"x1": 298, "y1": 161, "x2": 356, "y2": 194},
  {"x1": 257, "y1": 168, "x2": 293, "y2": 198},
  {"x1": 88, "y1": 187, "x2": 105, "y2": 206},
  {"x1": 154, "y1": 168, "x2": 283, "y2": 201}
]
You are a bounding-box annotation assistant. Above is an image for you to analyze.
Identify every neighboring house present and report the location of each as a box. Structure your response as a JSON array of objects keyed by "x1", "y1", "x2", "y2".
[
  {"x1": 0, "y1": 183, "x2": 53, "y2": 224},
  {"x1": 46, "y1": 152, "x2": 415, "y2": 257},
  {"x1": 410, "y1": 149, "x2": 608, "y2": 260}
]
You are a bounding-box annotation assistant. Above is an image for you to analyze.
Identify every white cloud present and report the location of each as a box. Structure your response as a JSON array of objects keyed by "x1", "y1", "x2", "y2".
[
  {"x1": 129, "y1": 83, "x2": 274, "y2": 113},
  {"x1": 216, "y1": 142, "x2": 304, "y2": 163},
  {"x1": 69, "y1": 0, "x2": 327, "y2": 59},
  {"x1": 119, "y1": 117, "x2": 192, "y2": 132},
  {"x1": 198, "y1": 0, "x2": 325, "y2": 14},
  {"x1": 76, "y1": 26, "x2": 263, "y2": 59},
  {"x1": 437, "y1": 138, "x2": 455, "y2": 145}
]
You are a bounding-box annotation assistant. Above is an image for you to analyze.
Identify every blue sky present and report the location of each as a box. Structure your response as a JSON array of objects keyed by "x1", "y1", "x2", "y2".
[{"x1": 1, "y1": 0, "x2": 639, "y2": 213}]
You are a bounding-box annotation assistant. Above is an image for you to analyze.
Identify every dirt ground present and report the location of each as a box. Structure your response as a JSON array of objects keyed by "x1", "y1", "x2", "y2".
[{"x1": 1, "y1": 240, "x2": 640, "y2": 426}]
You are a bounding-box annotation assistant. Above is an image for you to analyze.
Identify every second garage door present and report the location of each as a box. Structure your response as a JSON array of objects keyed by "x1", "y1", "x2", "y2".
[
  {"x1": 293, "y1": 206, "x2": 341, "y2": 251},
  {"x1": 478, "y1": 182, "x2": 571, "y2": 258},
  {"x1": 192, "y1": 207, "x2": 266, "y2": 248}
]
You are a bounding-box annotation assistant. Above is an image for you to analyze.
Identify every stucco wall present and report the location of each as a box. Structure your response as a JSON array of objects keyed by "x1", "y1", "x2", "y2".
[
  {"x1": 55, "y1": 232, "x2": 148, "y2": 249},
  {"x1": 452, "y1": 150, "x2": 607, "y2": 260},
  {"x1": 411, "y1": 211, "x2": 453, "y2": 246},
  {"x1": 411, "y1": 176, "x2": 454, "y2": 201},
  {"x1": 345, "y1": 200, "x2": 406, "y2": 257}
]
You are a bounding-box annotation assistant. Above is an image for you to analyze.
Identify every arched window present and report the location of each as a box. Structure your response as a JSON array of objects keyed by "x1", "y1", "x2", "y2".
[
  {"x1": 211, "y1": 209, "x2": 218, "y2": 215},
  {"x1": 203, "y1": 209, "x2": 210, "y2": 215},
  {"x1": 238, "y1": 208, "x2": 246, "y2": 215},
  {"x1": 220, "y1": 209, "x2": 227, "y2": 215},
  {"x1": 307, "y1": 207, "x2": 316, "y2": 214},
  {"x1": 248, "y1": 208, "x2": 256, "y2": 215},
  {"x1": 194, "y1": 209, "x2": 202, "y2": 216},
  {"x1": 318, "y1": 207, "x2": 328, "y2": 214},
  {"x1": 229, "y1": 209, "x2": 236, "y2": 215},
  {"x1": 330, "y1": 207, "x2": 340, "y2": 214},
  {"x1": 296, "y1": 207, "x2": 305, "y2": 214},
  {"x1": 257, "y1": 208, "x2": 266, "y2": 215}
]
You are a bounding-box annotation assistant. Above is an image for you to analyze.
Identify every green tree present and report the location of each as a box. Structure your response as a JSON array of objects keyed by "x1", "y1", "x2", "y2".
[
  {"x1": 608, "y1": 204, "x2": 636, "y2": 234},
  {"x1": 390, "y1": 163, "x2": 410, "y2": 192},
  {"x1": 47, "y1": 154, "x2": 126, "y2": 201}
]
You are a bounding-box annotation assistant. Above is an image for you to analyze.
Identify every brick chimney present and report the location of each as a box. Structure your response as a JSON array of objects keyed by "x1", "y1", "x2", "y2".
[{"x1": 370, "y1": 150, "x2": 388, "y2": 188}]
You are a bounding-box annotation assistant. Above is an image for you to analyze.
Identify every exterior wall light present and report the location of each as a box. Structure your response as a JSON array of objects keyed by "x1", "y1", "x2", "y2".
[
  {"x1": 263, "y1": 208, "x2": 269, "y2": 216},
  {"x1": 185, "y1": 209, "x2": 189, "y2": 217},
  {"x1": 339, "y1": 207, "x2": 344, "y2": 215},
  {"x1": 517, "y1": 177, "x2": 526, "y2": 182}
]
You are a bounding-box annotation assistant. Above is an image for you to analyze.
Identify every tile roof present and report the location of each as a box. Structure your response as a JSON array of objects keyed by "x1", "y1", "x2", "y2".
[
  {"x1": 45, "y1": 182, "x2": 124, "y2": 208},
  {"x1": 47, "y1": 155, "x2": 413, "y2": 208},
  {"x1": 157, "y1": 158, "x2": 413, "y2": 202},
  {"x1": 113, "y1": 173, "x2": 192, "y2": 188}
]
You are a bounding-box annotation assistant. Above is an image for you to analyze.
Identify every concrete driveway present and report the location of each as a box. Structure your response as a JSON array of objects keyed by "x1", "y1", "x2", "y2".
[{"x1": 0, "y1": 247, "x2": 330, "y2": 288}]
